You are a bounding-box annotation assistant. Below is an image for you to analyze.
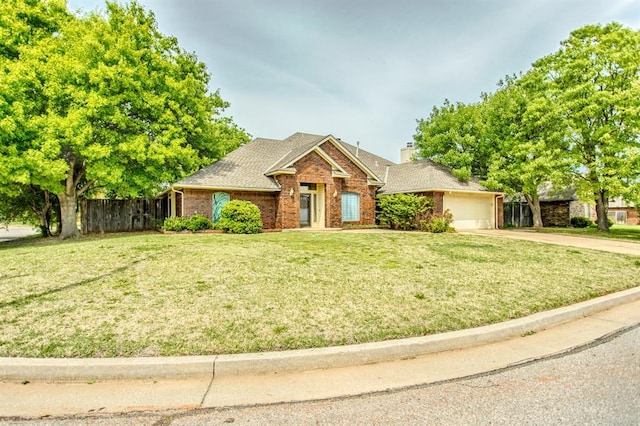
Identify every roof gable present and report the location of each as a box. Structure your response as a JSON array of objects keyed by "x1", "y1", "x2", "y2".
[{"x1": 265, "y1": 133, "x2": 385, "y2": 184}]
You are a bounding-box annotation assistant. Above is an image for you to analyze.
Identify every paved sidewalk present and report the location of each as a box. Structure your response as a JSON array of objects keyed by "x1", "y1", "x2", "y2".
[{"x1": 2, "y1": 289, "x2": 639, "y2": 419}]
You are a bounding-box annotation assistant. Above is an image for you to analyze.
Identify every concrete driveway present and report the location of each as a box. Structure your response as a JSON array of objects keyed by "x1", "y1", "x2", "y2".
[
  {"x1": 0, "y1": 224, "x2": 38, "y2": 243},
  {"x1": 464, "y1": 229, "x2": 640, "y2": 256}
]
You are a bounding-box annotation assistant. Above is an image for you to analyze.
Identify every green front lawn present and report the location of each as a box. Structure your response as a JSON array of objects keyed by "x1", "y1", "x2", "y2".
[
  {"x1": 537, "y1": 224, "x2": 640, "y2": 242},
  {"x1": 1, "y1": 231, "x2": 638, "y2": 358}
]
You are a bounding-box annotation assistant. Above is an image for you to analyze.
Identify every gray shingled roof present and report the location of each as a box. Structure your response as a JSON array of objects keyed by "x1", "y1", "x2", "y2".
[
  {"x1": 339, "y1": 140, "x2": 396, "y2": 180},
  {"x1": 379, "y1": 159, "x2": 489, "y2": 194},
  {"x1": 173, "y1": 132, "x2": 493, "y2": 194},
  {"x1": 175, "y1": 137, "x2": 286, "y2": 190}
]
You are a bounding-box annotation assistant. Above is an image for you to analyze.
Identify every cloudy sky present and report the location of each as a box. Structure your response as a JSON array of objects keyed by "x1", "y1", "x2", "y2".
[{"x1": 67, "y1": 0, "x2": 639, "y2": 162}]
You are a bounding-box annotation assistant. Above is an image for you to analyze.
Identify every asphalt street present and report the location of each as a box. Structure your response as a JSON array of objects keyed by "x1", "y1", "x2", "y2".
[{"x1": 4, "y1": 325, "x2": 638, "y2": 426}]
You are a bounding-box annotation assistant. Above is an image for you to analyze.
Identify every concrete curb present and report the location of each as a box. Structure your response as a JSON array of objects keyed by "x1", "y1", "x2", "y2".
[{"x1": 2, "y1": 286, "x2": 639, "y2": 382}]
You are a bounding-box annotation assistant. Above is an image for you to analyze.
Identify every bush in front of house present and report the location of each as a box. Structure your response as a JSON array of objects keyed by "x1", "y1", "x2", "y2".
[
  {"x1": 570, "y1": 216, "x2": 593, "y2": 228},
  {"x1": 185, "y1": 214, "x2": 214, "y2": 231},
  {"x1": 215, "y1": 200, "x2": 263, "y2": 234},
  {"x1": 377, "y1": 193, "x2": 434, "y2": 230},
  {"x1": 162, "y1": 214, "x2": 213, "y2": 232},
  {"x1": 162, "y1": 216, "x2": 189, "y2": 231},
  {"x1": 421, "y1": 209, "x2": 455, "y2": 233}
]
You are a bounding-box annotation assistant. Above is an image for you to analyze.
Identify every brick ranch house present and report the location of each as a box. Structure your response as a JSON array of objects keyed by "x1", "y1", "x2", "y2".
[{"x1": 159, "y1": 132, "x2": 504, "y2": 230}]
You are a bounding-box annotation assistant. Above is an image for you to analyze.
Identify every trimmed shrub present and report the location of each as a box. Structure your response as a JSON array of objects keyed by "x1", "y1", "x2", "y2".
[
  {"x1": 377, "y1": 194, "x2": 434, "y2": 230},
  {"x1": 162, "y1": 216, "x2": 190, "y2": 231},
  {"x1": 216, "y1": 200, "x2": 263, "y2": 234},
  {"x1": 162, "y1": 214, "x2": 213, "y2": 232},
  {"x1": 421, "y1": 209, "x2": 455, "y2": 233},
  {"x1": 185, "y1": 214, "x2": 213, "y2": 231},
  {"x1": 570, "y1": 216, "x2": 593, "y2": 228}
]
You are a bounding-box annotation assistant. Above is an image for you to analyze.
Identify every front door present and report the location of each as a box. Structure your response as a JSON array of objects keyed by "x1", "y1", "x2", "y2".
[{"x1": 300, "y1": 194, "x2": 311, "y2": 227}]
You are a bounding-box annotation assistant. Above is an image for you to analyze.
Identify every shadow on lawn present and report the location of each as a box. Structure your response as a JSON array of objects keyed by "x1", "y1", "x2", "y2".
[{"x1": 0, "y1": 257, "x2": 147, "y2": 309}]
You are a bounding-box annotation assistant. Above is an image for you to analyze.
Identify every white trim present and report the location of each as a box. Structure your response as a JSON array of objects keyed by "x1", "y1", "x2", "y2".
[
  {"x1": 323, "y1": 136, "x2": 384, "y2": 183},
  {"x1": 168, "y1": 184, "x2": 280, "y2": 193}
]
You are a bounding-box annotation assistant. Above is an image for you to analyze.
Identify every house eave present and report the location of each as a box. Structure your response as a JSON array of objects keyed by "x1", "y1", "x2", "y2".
[
  {"x1": 162, "y1": 184, "x2": 281, "y2": 195},
  {"x1": 380, "y1": 188, "x2": 504, "y2": 196},
  {"x1": 265, "y1": 168, "x2": 296, "y2": 176}
]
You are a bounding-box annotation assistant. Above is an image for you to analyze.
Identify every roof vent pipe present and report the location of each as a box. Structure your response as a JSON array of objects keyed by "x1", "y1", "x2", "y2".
[{"x1": 356, "y1": 141, "x2": 360, "y2": 158}]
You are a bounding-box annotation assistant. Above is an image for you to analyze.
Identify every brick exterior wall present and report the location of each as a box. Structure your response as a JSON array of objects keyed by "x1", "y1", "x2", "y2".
[
  {"x1": 415, "y1": 191, "x2": 444, "y2": 215},
  {"x1": 569, "y1": 200, "x2": 589, "y2": 219},
  {"x1": 182, "y1": 188, "x2": 278, "y2": 229},
  {"x1": 608, "y1": 207, "x2": 639, "y2": 225},
  {"x1": 274, "y1": 174, "x2": 299, "y2": 229},
  {"x1": 541, "y1": 201, "x2": 571, "y2": 227},
  {"x1": 496, "y1": 196, "x2": 504, "y2": 229},
  {"x1": 320, "y1": 142, "x2": 377, "y2": 227},
  {"x1": 272, "y1": 142, "x2": 378, "y2": 229}
]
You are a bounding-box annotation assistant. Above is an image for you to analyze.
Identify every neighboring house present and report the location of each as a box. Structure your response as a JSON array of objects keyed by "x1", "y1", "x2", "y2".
[
  {"x1": 505, "y1": 187, "x2": 639, "y2": 227},
  {"x1": 505, "y1": 187, "x2": 591, "y2": 227},
  {"x1": 159, "y1": 133, "x2": 504, "y2": 230},
  {"x1": 608, "y1": 197, "x2": 639, "y2": 225}
]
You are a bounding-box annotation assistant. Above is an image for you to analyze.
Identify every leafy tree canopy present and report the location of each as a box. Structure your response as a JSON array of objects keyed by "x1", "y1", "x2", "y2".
[
  {"x1": 1, "y1": 0, "x2": 250, "y2": 238},
  {"x1": 414, "y1": 99, "x2": 491, "y2": 181},
  {"x1": 533, "y1": 22, "x2": 640, "y2": 230},
  {"x1": 413, "y1": 22, "x2": 640, "y2": 231}
]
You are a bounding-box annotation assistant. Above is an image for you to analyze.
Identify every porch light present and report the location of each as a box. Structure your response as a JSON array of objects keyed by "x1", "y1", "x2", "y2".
[
  {"x1": 289, "y1": 188, "x2": 294, "y2": 197},
  {"x1": 333, "y1": 189, "x2": 338, "y2": 197}
]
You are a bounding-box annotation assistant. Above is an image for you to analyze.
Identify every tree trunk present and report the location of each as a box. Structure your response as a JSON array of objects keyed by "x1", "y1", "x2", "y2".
[
  {"x1": 595, "y1": 189, "x2": 610, "y2": 232},
  {"x1": 524, "y1": 194, "x2": 544, "y2": 229},
  {"x1": 33, "y1": 189, "x2": 52, "y2": 237},
  {"x1": 35, "y1": 204, "x2": 52, "y2": 237},
  {"x1": 58, "y1": 191, "x2": 79, "y2": 239}
]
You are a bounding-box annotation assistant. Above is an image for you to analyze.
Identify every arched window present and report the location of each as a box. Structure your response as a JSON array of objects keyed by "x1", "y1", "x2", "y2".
[{"x1": 212, "y1": 192, "x2": 230, "y2": 223}]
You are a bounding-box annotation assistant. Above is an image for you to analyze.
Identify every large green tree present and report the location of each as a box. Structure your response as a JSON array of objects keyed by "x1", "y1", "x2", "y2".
[
  {"x1": 0, "y1": 0, "x2": 68, "y2": 236},
  {"x1": 414, "y1": 23, "x2": 640, "y2": 232},
  {"x1": 414, "y1": 99, "x2": 492, "y2": 181},
  {"x1": 2, "y1": 1, "x2": 249, "y2": 239},
  {"x1": 483, "y1": 73, "x2": 570, "y2": 228},
  {"x1": 533, "y1": 23, "x2": 640, "y2": 231}
]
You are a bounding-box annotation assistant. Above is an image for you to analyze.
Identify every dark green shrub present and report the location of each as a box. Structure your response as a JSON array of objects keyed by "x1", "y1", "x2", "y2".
[
  {"x1": 185, "y1": 214, "x2": 213, "y2": 231},
  {"x1": 162, "y1": 216, "x2": 189, "y2": 231},
  {"x1": 216, "y1": 200, "x2": 262, "y2": 234},
  {"x1": 377, "y1": 194, "x2": 434, "y2": 230},
  {"x1": 570, "y1": 216, "x2": 592, "y2": 228},
  {"x1": 421, "y1": 209, "x2": 455, "y2": 233}
]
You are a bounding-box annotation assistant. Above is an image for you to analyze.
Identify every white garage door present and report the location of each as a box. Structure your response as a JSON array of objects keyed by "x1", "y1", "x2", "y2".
[{"x1": 442, "y1": 193, "x2": 494, "y2": 230}]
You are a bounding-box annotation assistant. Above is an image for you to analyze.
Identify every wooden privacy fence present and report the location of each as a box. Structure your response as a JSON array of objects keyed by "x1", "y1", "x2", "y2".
[{"x1": 81, "y1": 198, "x2": 166, "y2": 234}]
